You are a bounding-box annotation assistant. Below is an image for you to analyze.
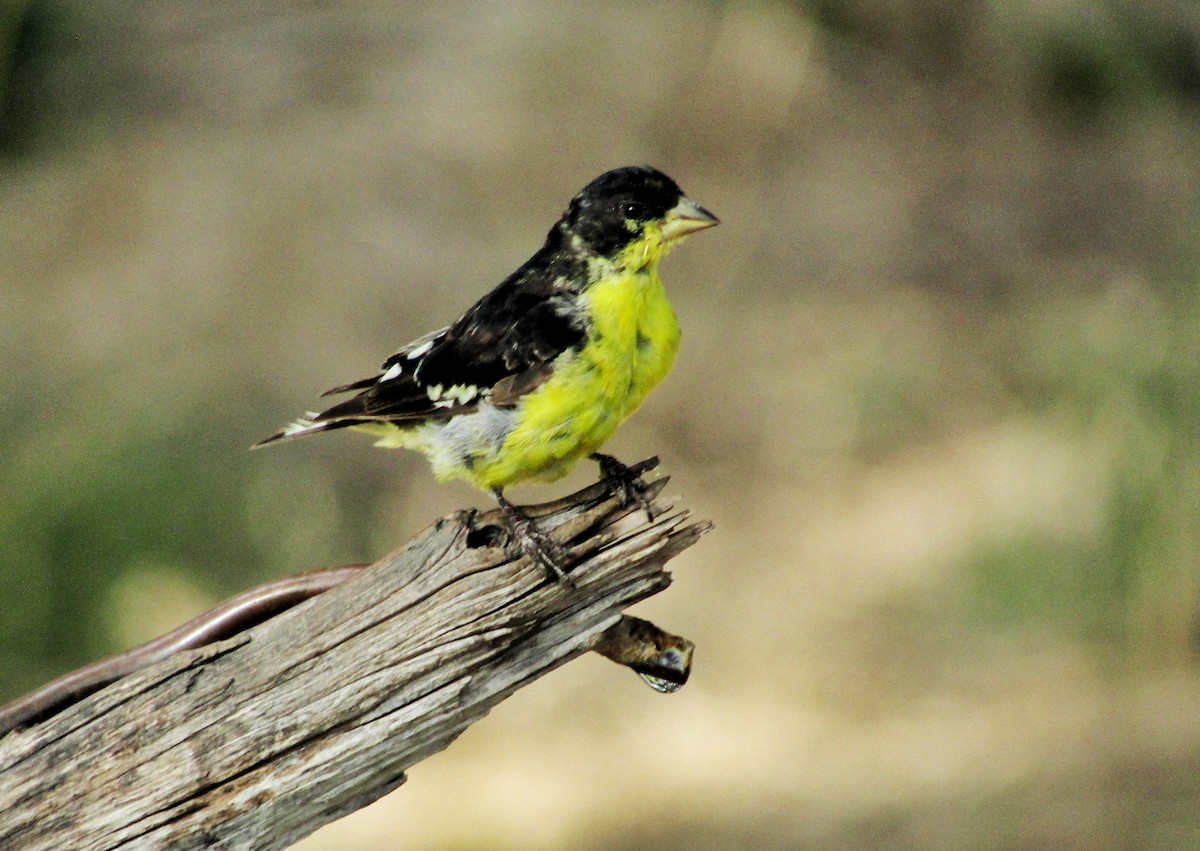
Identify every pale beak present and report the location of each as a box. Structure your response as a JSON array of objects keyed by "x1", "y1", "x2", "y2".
[{"x1": 660, "y1": 196, "x2": 720, "y2": 242}]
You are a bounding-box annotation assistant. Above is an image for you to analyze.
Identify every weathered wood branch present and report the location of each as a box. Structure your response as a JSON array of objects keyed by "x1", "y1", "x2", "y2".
[{"x1": 0, "y1": 467, "x2": 708, "y2": 850}]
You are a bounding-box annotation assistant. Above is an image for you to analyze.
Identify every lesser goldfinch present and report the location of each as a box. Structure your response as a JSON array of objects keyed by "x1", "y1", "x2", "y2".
[{"x1": 256, "y1": 166, "x2": 718, "y2": 583}]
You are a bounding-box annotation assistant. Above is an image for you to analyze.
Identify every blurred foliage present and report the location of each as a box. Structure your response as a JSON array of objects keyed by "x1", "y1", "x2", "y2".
[
  {"x1": 800, "y1": 0, "x2": 1200, "y2": 112},
  {"x1": 967, "y1": 276, "x2": 1200, "y2": 657},
  {"x1": 1038, "y1": 5, "x2": 1200, "y2": 116},
  {"x1": 1, "y1": 415, "x2": 249, "y2": 692},
  {"x1": 0, "y1": 0, "x2": 57, "y2": 153},
  {"x1": 0, "y1": 393, "x2": 393, "y2": 694}
]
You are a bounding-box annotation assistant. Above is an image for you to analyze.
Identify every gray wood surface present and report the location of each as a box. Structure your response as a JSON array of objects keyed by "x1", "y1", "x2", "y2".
[{"x1": 0, "y1": 477, "x2": 707, "y2": 850}]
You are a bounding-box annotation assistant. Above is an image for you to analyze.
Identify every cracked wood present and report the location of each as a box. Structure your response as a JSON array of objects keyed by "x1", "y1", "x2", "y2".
[{"x1": 0, "y1": 471, "x2": 708, "y2": 850}]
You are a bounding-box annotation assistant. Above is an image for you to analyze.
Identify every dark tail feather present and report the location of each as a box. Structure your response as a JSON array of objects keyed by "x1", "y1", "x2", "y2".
[
  {"x1": 321, "y1": 375, "x2": 379, "y2": 397},
  {"x1": 251, "y1": 416, "x2": 358, "y2": 449}
]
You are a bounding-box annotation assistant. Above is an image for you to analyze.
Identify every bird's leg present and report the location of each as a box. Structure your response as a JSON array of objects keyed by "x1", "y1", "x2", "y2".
[
  {"x1": 492, "y1": 488, "x2": 575, "y2": 587},
  {"x1": 590, "y1": 452, "x2": 659, "y2": 521}
]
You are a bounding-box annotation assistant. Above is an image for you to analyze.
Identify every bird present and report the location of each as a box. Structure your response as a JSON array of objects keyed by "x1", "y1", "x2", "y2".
[{"x1": 255, "y1": 166, "x2": 718, "y2": 584}]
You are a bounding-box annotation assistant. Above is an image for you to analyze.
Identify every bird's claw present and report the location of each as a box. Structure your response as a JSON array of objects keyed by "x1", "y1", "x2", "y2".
[
  {"x1": 493, "y1": 489, "x2": 575, "y2": 586},
  {"x1": 591, "y1": 453, "x2": 660, "y2": 521},
  {"x1": 512, "y1": 515, "x2": 575, "y2": 587}
]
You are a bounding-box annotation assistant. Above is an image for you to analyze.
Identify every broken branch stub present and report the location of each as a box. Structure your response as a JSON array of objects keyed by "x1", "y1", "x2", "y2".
[{"x1": 0, "y1": 467, "x2": 708, "y2": 851}]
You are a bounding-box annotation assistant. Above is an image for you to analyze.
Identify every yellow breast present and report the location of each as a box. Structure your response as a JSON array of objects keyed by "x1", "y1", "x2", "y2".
[{"x1": 470, "y1": 261, "x2": 680, "y2": 489}]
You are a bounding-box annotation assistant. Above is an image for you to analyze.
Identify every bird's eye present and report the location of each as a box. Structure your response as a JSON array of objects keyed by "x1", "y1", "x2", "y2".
[{"x1": 621, "y1": 202, "x2": 645, "y2": 220}]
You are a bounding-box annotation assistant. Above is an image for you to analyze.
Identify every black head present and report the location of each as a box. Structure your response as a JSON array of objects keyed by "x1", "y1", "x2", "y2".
[{"x1": 556, "y1": 166, "x2": 706, "y2": 257}]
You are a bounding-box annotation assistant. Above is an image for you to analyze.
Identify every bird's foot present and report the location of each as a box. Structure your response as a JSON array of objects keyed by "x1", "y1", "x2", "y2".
[
  {"x1": 493, "y1": 490, "x2": 575, "y2": 587},
  {"x1": 591, "y1": 453, "x2": 660, "y2": 521}
]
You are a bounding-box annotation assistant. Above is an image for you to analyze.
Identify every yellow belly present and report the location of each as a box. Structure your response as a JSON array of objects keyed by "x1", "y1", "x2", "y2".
[{"x1": 468, "y1": 266, "x2": 680, "y2": 489}]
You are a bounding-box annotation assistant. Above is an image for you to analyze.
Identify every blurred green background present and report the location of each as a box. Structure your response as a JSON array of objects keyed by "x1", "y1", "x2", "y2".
[{"x1": 3, "y1": 1, "x2": 1200, "y2": 848}]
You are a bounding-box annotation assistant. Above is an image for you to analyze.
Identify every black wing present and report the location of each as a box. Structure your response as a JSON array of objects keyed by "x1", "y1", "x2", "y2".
[{"x1": 308, "y1": 245, "x2": 588, "y2": 426}]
